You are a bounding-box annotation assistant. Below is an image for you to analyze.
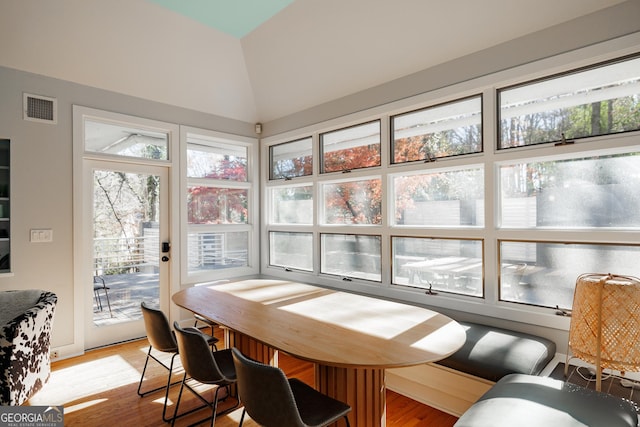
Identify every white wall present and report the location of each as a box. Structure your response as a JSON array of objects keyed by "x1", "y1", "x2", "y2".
[
  {"x1": 0, "y1": 0, "x2": 257, "y2": 123},
  {"x1": 0, "y1": 66, "x2": 253, "y2": 353},
  {"x1": 263, "y1": 0, "x2": 640, "y2": 136}
]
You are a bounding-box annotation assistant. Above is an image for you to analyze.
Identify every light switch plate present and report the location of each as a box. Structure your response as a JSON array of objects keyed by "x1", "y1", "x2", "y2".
[{"x1": 30, "y1": 228, "x2": 53, "y2": 242}]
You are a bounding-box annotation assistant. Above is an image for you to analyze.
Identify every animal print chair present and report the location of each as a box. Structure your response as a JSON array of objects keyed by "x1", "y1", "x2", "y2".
[{"x1": 0, "y1": 290, "x2": 57, "y2": 405}]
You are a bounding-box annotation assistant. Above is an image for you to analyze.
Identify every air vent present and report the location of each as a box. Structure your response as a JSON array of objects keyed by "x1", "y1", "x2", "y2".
[{"x1": 23, "y1": 93, "x2": 57, "y2": 124}]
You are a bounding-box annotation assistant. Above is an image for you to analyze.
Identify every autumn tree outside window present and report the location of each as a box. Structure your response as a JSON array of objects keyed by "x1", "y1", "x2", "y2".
[
  {"x1": 391, "y1": 95, "x2": 482, "y2": 164},
  {"x1": 185, "y1": 134, "x2": 253, "y2": 277},
  {"x1": 320, "y1": 121, "x2": 381, "y2": 173}
]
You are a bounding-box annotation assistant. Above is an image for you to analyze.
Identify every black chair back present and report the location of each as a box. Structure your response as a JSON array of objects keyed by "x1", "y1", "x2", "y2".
[
  {"x1": 231, "y1": 347, "x2": 305, "y2": 427},
  {"x1": 140, "y1": 301, "x2": 177, "y2": 353},
  {"x1": 173, "y1": 322, "x2": 234, "y2": 384}
]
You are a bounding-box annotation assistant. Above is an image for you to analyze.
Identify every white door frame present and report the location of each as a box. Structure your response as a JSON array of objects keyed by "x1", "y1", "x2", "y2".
[{"x1": 72, "y1": 105, "x2": 180, "y2": 353}]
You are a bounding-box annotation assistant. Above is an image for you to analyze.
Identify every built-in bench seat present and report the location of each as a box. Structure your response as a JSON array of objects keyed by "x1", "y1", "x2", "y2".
[
  {"x1": 389, "y1": 321, "x2": 638, "y2": 425},
  {"x1": 454, "y1": 373, "x2": 639, "y2": 427},
  {"x1": 436, "y1": 321, "x2": 556, "y2": 382},
  {"x1": 386, "y1": 320, "x2": 558, "y2": 416}
]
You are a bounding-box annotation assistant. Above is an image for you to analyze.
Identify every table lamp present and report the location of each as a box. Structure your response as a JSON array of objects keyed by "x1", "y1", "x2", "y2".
[{"x1": 565, "y1": 273, "x2": 640, "y2": 391}]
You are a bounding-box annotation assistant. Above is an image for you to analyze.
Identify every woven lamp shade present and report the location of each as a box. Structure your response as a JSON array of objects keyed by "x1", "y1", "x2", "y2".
[{"x1": 567, "y1": 273, "x2": 640, "y2": 390}]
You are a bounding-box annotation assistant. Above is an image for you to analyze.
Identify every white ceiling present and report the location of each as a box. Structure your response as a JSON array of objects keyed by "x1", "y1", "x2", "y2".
[{"x1": 0, "y1": 0, "x2": 629, "y2": 124}]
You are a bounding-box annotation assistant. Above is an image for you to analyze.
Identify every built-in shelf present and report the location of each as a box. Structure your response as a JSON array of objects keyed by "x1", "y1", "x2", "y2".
[{"x1": 0, "y1": 138, "x2": 10, "y2": 273}]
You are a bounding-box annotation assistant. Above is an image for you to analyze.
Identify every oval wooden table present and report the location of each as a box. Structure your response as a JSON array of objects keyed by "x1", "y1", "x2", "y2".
[{"x1": 173, "y1": 279, "x2": 465, "y2": 427}]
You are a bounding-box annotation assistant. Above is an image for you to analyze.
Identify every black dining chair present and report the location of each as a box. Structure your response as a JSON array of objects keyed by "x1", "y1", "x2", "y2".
[
  {"x1": 172, "y1": 321, "x2": 239, "y2": 427},
  {"x1": 231, "y1": 347, "x2": 351, "y2": 427},
  {"x1": 194, "y1": 313, "x2": 218, "y2": 338},
  {"x1": 137, "y1": 302, "x2": 219, "y2": 422}
]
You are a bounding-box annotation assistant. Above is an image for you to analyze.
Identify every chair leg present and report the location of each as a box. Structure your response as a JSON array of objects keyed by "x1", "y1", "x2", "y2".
[
  {"x1": 94, "y1": 287, "x2": 113, "y2": 317},
  {"x1": 238, "y1": 408, "x2": 246, "y2": 427},
  {"x1": 137, "y1": 348, "x2": 184, "y2": 422},
  {"x1": 161, "y1": 355, "x2": 177, "y2": 422},
  {"x1": 170, "y1": 380, "x2": 216, "y2": 427},
  {"x1": 166, "y1": 372, "x2": 229, "y2": 425},
  {"x1": 173, "y1": 382, "x2": 239, "y2": 427},
  {"x1": 188, "y1": 385, "x2": 226, "y2": 427},
  {"x1": 344, "y1": 414, "x2": 351, "y2": 427},
  {"x1": 138, "y1": 346, "x2": 151, "y2": 396},
  {"x1": 170, "y1": 373, "x2": 188, "y2": 427},
  {"x1": 210, "y1": 386, "x2": 220, "y2": 427},
  {"x1": 136, "y1": 346, "x2": 154, "y2": 396},
  {"x1": 137, "y1": 347, "x2": 179, "y2": 396},
  {"x1": 94, "y1": 289, "x2": 102, "y2": 311},
  {"x1": 102, "y1": 286, "x2": 113, "y2": 317}
]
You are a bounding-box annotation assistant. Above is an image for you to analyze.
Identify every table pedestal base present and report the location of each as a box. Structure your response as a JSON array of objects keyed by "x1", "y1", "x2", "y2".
[
  {"x1": 227, "y1": 331, "x2": 386, "y2": 427},
  {"x1": 227, "y1": 330, "x2": 277, "y2": 365},
  {"x1": 316, "y1": 365, "x2": 386, "y2": 427}
]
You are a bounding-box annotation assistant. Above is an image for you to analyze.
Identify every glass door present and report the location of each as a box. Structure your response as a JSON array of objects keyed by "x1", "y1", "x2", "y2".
[{"x1": 85, "y1": 161, "x2": 169, "y2": 348}]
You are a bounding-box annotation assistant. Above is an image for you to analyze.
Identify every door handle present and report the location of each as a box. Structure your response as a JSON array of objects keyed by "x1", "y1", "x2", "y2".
[{"x1": 162, "y1": 242, "x2": 170, "y2": 262}]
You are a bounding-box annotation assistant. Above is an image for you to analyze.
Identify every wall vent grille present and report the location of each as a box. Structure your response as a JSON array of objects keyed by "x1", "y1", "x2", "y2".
[{"x1": 23, "y1": 93, "x2": 57, "y2": 124}]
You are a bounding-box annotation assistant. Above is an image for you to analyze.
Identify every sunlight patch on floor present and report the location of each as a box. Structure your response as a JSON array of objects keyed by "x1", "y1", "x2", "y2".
[
  {"x1": 64, "y1": 398, "x2": 108, "y2": 414},
  {"x1": 28, "y1": 355, "x2": 141, "y2": 406}
]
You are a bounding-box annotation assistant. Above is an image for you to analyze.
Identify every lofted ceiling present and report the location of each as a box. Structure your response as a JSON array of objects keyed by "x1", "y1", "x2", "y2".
[{"x1": 0, "y1": 0, "x2": 630, "y2": 124}]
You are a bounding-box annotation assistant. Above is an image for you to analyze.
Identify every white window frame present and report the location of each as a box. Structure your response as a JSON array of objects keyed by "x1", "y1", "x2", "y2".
[
  {"x1": 261, "y1": 33, "x2": 640, "y2": 331},
  {"x1": 180, "y1": 125, "x2": 259, "y2": 285}
]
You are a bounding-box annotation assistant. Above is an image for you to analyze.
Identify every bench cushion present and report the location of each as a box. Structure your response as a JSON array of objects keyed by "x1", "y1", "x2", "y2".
[
  {"x1": 436, "y1": 322, "x2": 555, "y2": 382},
  {"x1": 454, "y1": 373, "x2": 638, "y2": 427}
]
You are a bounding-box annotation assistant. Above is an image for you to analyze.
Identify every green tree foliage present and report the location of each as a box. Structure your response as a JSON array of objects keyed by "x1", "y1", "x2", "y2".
[{"x1": 501, "y1": 95, "x2": 640, "y2": 148}]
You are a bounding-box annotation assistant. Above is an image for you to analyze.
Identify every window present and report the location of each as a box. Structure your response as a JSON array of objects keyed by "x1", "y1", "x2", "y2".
[
  {"x1": 269, "y1": 185, "x2": 313, "y2": 225},
  {"x1": 183, "y1": 128, "x2": 257, "y2": 280},
  {"x1": 499, "y1": 151, "x2": 640, "y2": 229},
  {"x1": 500, "y1": 241, "x2": 640, "y2": 309},
  {"x1": 269, "y1": 231, "x2": 313, "y2": 271},
  {"x1": 497, "y1": 148, "x2": 640, "y2": 309},
  {"x1": 186, "y1": 139, "x2": 247, "y2": 181},
  {"x1": 262, "y1": 46, "x2": 640, "y2": 328},
  {"x1": 270, "y1": 137, "x2": 313, "y2": 180},
  {"x1": 499, "y1": 55, "x2": 640, "y2": 149},
  {"x1": 187, "y1": 186, "x2": 248, "y2": 224},
  {"x1": 392, "y1": 166, "x2": 484, "y2": 227},
  {"x1": 321, "y1": 178, "x2": 382, "y2": 225},
  {"x1": 391, "y1": 95, "x2": 482, "y2": 164},
  {"x1": 85, "y1": 118, "x2": 169, "y2": 160},
  {"x1": 187, "y1": 231, "x2": 249, "y2": 271},
  {"x1": 321, "y1": 234, "x2": 381, "y2": 282},
  {"x1": 320, "y1": 121, "x2": 381, "y2": 173},
  {"x1": 392, "y1": 237, "x2": 483, "y2": 297}
]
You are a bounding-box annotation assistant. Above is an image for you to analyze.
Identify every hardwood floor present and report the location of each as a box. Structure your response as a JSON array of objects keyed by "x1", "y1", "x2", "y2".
[{"x1": 28, "y1": 330, "x2": 458, "y2": 427}]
